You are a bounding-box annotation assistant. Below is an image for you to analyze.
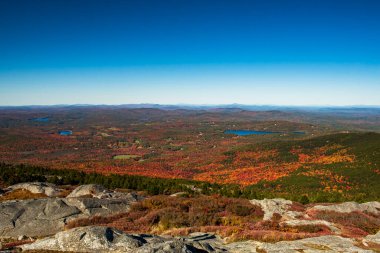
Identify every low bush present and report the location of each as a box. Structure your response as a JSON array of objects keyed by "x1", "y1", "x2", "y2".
[
  {"x1": 311, "y1": 210, "x2": 380, "y2": 234},
  {"x1": 64, "y1": 195, "x2": 340, "y2": 242},
  {"x1": 66, "y1": 195, "x2": 263, "y2": 235},
  {"x1": 280, "y1": 224, "x2": 330, "y2": 234}
]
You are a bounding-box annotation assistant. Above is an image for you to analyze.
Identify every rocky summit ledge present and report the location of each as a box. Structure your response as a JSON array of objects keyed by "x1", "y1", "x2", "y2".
[
  {"x1": 20, "y1": 226, "x2": 378, "y2": 253},
  {"x1": 0, "y1": 183, "x2": 139, "y2": 238},
  {"x1": 1, "y1": 183, "x2": 380, "y2": 252}
]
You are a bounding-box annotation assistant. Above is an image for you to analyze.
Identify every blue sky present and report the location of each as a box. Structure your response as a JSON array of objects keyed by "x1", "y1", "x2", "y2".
[{"x1": 0, "y1": 0, "x2": 379, "y2": 106}]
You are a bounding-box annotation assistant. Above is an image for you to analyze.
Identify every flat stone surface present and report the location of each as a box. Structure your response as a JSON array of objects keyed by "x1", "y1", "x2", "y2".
[
  {"x1": 308, "y1": 201, "x2": 380, "y2": 215},
  {"x1": 21, "y1": 227, "x2": 224, "y2": 253},
  {"x1": 19, "y1": 227, "x2": 377, "y2": 253},
  {"x1": 0, "y1": 196, "x2": 137, "y2": 238}
]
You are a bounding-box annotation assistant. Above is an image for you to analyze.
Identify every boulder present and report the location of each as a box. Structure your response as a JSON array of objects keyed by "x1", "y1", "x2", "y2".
[
  {"x1": 0, "y1": 195, "x2": 138, "y2": 238},
  {"x1": 67, "y1": 184, "x2": 110, "y2": 198},
  {"x1": 250, "y1": 198, "x2": 302, "y2": 221},
  {"x1": 64, "y1": 195, "x2": 136, "y2": 216},
  {"x1": 67, "y1": 184, "x2": 134, "y2": 199},
  {"x1": 21, "y1": 226, "x2": 145, "y2": 253},
  {"x1": 7, "y1": 182, "x2": 62, "y2": 197},
  {"x1": 136, "y1": 239, "x2": 207, "y2": 253},
  {"x1": 136, "y1": 233, "x2": 225, "y2": 253}
]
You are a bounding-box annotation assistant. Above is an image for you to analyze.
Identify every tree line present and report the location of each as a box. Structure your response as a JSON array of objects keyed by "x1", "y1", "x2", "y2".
[{"x1": 1, "y1": 162, "x2": 377, "y2": 203}]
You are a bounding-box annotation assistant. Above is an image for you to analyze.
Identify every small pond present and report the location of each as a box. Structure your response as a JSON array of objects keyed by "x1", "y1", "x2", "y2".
[
  {"x1": 224, "y1": 130, "x2": 280, "y2": 136},
  {"x1": 224, "y1": 130, "x2": 306, "y2": 136},
  {"x1": 59, "y1": 130, "x2": 73, "y2": 136},
  {"x1": 30, "y1": 117, "x2": 50, "y2": 122}
]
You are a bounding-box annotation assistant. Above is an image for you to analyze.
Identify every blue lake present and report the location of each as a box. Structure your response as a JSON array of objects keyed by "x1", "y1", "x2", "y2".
[
  {"x1": 224, "y1": 130, "x2": 280, "y2": 136},
  {"x1": 224, "y1": 130, "x2": 306, "y2": 136},
  {"x1": 30, "y1": 117, "x2": 50, "y2": 122},
  {"x1": 59, "y1": 130, "x2": 73, "y2": 136}
]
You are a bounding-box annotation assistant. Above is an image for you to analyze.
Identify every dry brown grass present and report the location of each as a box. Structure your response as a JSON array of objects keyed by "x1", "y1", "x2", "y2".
[
  {"x1": 226, "y1": 229, "x2": 315, "y2": 242},
  {"x1": 0, "y1": 189, "x2": 47, "y2": 202},
  {"x1": 280, "y1": 224, "x2": 331, "y2": 234}
]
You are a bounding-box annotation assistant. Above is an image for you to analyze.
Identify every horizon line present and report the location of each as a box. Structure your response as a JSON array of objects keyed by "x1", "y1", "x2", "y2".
[{"x1": 1, "y1": 103, "x2": 380, "y2": 108}]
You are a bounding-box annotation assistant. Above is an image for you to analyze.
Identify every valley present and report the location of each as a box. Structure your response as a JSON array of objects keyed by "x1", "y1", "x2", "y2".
[{"x1": 0, "y1": 106, "x2": 379, "y2": 202}]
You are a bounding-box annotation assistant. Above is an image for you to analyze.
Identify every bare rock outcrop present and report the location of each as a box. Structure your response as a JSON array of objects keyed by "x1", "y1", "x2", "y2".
[
  {"x1": 0, "y1": 198, "x2": 80, "y2": 237},
  {"x1": 67, "y1": 184, "x2": 141, "y2": 200},
  {"x1": 263, "y1": 235, "x2": 373, "y2": 252},
  {"x1": 228, "y1": 235, "x2": 373, "y2": 252},
  {"x1": 250, "y1": 198, "x2": 302, "y2": 220},
  {"x1": 2, "y1": 191, "x2": 378, "y2": 252},
  {"x1": 64, "y1": 194, "x2": 137, "y2": 216},
  {"x1": 20, "y1": 227, "x2": 376, "y2": 253},
  {"x1": 21, "y1": 226, "x2": 145, "y2": 253},
  {"x1": 6, "y1": 182, "x2": 63, "y2": 197},
  {"x1": 0, "y1": 188, "x2": 139, "y2": 238},
  {"x1": 308, "y1": 201, "x2": 380, "y2": 215},
  {"x1": 21, "y1": 227, "x2": 223, "y2": 253},
  {"x1": 67, "y1": 184, "x2": 112, "y2": 198}
]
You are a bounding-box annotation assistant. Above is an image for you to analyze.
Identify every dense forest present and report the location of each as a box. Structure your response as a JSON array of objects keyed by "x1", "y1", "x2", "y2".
[
  {"x1": 2, "y1": 129, "x2": 380, "y2": 205},
  {"x1": 1, "y1": 108, "x2": 379, "y2": 203}
]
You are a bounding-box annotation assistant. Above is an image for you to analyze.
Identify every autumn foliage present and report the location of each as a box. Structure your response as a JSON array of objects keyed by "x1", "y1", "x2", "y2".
[
  {"x1": 0, "y1": 108, "x2": 379, "y2": 202},
  {"x1": 64, "y1": 195, "x2": 337, "y2": 242}
]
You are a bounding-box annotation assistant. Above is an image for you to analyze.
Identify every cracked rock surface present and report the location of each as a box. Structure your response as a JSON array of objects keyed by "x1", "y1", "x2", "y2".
[
  {"x1": 2, "y1": 185, "x2": 379, "y2": 252},
  {"x1": 21, "y1": 226, "x2": 227, "y2": 253},
  {"x1": 21, "y1": 226, "x2": 377, "y2": 253},
  {"x1": 0, "y1": 184, "x2": 138, "y2": 238}
]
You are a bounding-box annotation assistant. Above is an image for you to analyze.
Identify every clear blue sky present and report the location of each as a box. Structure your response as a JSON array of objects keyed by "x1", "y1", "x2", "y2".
[{"x1": 0, "y1": 0, "x2": 379, "y2": 106}]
